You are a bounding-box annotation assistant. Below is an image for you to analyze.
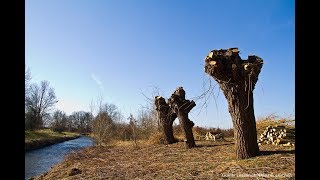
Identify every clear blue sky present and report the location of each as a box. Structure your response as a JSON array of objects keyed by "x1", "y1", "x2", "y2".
[{"x1": 26, "y1": 0, "x2": 294, "y2": 128}]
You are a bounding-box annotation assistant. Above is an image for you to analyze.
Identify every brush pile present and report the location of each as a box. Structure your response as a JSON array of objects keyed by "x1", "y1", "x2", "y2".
[{"x1": 257, "y1": 125, "x2": 295, "y2": 146}]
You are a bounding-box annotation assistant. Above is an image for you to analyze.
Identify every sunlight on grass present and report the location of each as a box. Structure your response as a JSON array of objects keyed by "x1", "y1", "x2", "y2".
[{"x1": 25, "y1": 129, "x2": 79, "y2": 143}]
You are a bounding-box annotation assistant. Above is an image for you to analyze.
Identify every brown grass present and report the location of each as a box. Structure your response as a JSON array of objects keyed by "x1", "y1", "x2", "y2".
[
  {"x1": 34, "y1": 139, "x2": 294, "y2": 179},
  {"x1": 147, "y1": 132, "x2": 167, "y2": 145},
  {"x1": 33, "y1": 115, "x2": 295, "y2": 179}
]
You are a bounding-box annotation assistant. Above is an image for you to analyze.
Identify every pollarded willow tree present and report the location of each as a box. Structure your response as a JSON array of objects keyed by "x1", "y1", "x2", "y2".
[
  {"x1": 154, "y1": 96, "x2": 177, "y2": 144},
  {"x1": 204, "y1": 48, "x2": 263, "y2": 159},
  {"x1": 168, "y1": 87, "x2": 196, "y2": 148}
]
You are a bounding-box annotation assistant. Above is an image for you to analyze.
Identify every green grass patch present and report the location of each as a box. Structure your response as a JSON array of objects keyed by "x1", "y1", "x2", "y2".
[{"x1": 25, "y1": 129, "x2": 79, "y2": 143}]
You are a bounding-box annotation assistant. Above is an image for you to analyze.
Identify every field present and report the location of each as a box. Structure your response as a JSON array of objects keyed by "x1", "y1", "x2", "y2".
[
  {"x1": 33, "y1": 118, "x2": 295, "y2": 179},
  {"x1": 33, "y1": 139, "x2": 294, "y2": 179}
]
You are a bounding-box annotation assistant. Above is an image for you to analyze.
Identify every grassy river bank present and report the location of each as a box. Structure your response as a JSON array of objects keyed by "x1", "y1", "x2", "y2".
[{"x1": 25, "y1": 129, "x2": 80, "y2": 151}]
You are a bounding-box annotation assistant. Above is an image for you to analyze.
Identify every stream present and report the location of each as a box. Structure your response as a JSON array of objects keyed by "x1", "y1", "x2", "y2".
[{"x1": 25, "y1": 136, "x2": 95, "y2": 179}]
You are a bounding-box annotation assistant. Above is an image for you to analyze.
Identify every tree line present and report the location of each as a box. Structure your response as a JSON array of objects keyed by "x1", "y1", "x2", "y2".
[
  {"x1": 25, "y1": 67, "x2": 159, "y2": 143},
  {"x1": 25, "y1": 67, "x2": 233, "y2": 143}
]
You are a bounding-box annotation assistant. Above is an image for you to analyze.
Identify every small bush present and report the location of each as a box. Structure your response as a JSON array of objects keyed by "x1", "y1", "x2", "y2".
[
  {"x1": 147, "y1": 132, "x2": 166, "y2": 145},
  {"x1": 147, "y1": 132, "x2": 181, "y2": 145}
]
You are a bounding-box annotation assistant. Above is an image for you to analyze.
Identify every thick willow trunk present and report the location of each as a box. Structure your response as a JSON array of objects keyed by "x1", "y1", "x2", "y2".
[
  {"x1": 204, "y1": 48, "x2": 263, "y2": 159},
  {"x1": 176, "y1": 112, "x2": 196, "y2": 148},
  {"x1": 155, "y1": 96, "x2": 177, "y2": 144},
  {"x1": 221, "y1": 83, "x2": 259, "y2": 159},
  {"x1": 162, "y1": 116, "x2": 176, "y2": 144},
  {"x1": 168, "y1": 87, "x2": 196, "y2": 148}
]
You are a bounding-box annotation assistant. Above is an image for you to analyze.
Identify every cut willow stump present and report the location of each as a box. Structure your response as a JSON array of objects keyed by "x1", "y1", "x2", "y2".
[
  {"x1": 204, "y1": 48, "x2": 263, "y2": 159},
  {"x1": 168, "y1": 87, "x2": 196, "y2": 148},
  {"x1": 154, "y1": 96, "x2": 177, "y2": 144}
]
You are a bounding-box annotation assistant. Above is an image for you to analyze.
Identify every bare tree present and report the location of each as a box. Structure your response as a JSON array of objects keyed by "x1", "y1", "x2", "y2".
[
  {"x1": 154, "y1": 96, "x2": 177, "y2": 144},
  {"x1": 25, "y1": 66, "x2": 32, "y2": 115},
  {"x1": 103, "y1": 103, "x2": 121, "y2": 121},
  {"x1": 136, "y1": 107, "x2": 158, "y2": 139},
  {"x1": 83, "y1": 112, "x2": 93, "y2": 133},
  {"x1": 89, "y1": 99, "x2": 95, "y2": 133},
  {"x1": 92, "y1": 112, "x2": 115, "y2": 145},
  {"x1": 66, "y1": 114, "x2": 75, "y2": 132},
  {"x1": 91, "y1": 95, "x2": 121, "y2": 145},
  {"x1": 68, "y1": 111, "x2": 92, "y2": 133},
  {"x1": 25, "y1": 66, "x2": 32, "y2": 93},
  {"x1": 141, "y1": 86, "x2": 163, "y2": 131},
  {"x1": 204, "y1": 48, "x2": 262, "y2": 159},
  {"x1": 51, "y1": 110, "x2": 68, "y2": 132},
  {"x1": 128, "y1": 114, "x2": 138, "y2": 148},
  {"x1": 25, "y1": 80, "x2": 58, "y2": 130},
  {"x1": 168, "y1": 87, "x2": 196, "y2": 148}
]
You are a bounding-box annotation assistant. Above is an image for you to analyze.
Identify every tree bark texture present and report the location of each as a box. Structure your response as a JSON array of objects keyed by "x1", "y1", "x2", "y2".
[
  {"x1": 204, "y1": 48, "x2": 263, "y2": 159},
  {"x1": 154, "y1": 96, "x2": 177, "y2": 144},
  {"x1": 168, "y1": 87, "x2": 196, "y2": 148}
]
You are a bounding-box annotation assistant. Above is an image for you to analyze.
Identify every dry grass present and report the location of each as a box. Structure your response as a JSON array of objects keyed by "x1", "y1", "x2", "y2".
[
  {"x1": 34, "y1": 139, "x2": 294, "y2": 179},
  {"x1": 146, "y1": 132, "x2": 167, "y2": 145},
  {"x1": 147, "y1": 132, "x2": 184, "y2": 145},
  {"x1": 33, "y1": 115, "x2": 295, "y2": 179}
]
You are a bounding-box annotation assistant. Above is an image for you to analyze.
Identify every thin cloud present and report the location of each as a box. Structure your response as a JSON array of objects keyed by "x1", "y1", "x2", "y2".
[{"x1": 91, "y1": 73, "x2": 104, "y2": 91}]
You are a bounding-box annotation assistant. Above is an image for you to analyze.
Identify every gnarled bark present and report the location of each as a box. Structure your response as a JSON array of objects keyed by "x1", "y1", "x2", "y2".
[
  {"x1": 204, "y1": 48, "x2": 263, "y2": 159},
  {"x1": 168, "y1": 87, "x2": 196, "y2": 148},
  {"x1": 154, "y1": 96, "x2": 177, "y2": 144}
]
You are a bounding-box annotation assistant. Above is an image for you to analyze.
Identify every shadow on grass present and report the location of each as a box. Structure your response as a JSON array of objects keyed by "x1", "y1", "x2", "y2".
[
  {"x1": 196, "y1": 142, "x2": 235, "y2": 148},
  {"x1": 259, "y1": 150, "x2": 295, "y2": 156}
]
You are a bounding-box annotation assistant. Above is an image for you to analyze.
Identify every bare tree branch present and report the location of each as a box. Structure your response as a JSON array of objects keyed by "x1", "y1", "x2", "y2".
[{"x1": 25, "y1": 80, "x2": 58, "y2": 129}]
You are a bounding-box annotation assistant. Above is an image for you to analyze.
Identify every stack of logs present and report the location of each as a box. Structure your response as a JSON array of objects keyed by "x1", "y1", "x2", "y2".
[
  {"x1": 205, "y1": 132, "x2": 224, "y2": 141},
  {"x1": 258, "y1": 125, "x2": 295, "y2": 146}
]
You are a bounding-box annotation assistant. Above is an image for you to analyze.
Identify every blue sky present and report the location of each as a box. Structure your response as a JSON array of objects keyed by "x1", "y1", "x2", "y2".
[{"x1": 26, "y1": 0, "x2": 294, "y2": 128}]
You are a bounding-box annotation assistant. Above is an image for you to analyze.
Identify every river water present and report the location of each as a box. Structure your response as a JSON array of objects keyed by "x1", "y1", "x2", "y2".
[{"x1": 25, "y1": 136, "x2": 95, "y2": 179}]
